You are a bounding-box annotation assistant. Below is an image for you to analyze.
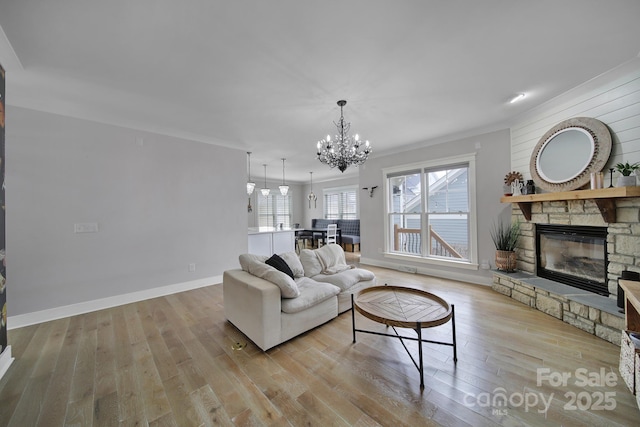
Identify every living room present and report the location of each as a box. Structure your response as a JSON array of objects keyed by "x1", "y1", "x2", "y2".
[{"x1": 1, "y1": 2, "x2": 640, "y2": 426}]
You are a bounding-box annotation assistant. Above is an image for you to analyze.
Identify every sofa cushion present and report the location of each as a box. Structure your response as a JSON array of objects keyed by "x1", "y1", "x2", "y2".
[
  {"x1": 341, "y1": 235, "x2": 360, "y2": 245},
  {"x1": 311, "y1": 268, "x2": 376, "y2": 292},
  {"x1": 279, "y1": 251, "x2": 305, "y2": 278},
  {"x1": 238, "y1": 254, "x2": 300, "y2": 298},
  {"x1": 266, "y1": 254, "x2": 294, "y2": 279},
  {"x1": 337, "y1": 219, "x2": 359, "y2": 236},
  {"x1": 281, "y1": 278, "x2": 340, "y2": 314},
  {"x1": 299, "y1": 249, "x2": 323, "y2": 277}
]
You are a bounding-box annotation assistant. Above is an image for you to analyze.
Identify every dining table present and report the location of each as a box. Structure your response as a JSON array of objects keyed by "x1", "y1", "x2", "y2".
[{"x1": 296, "y1": 228, "x2": 342, "y2": 247}]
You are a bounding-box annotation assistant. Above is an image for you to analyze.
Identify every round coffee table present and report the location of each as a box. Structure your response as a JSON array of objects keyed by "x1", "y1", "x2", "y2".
[{"x1": 351, "y1": 285, "x2": 457, "y2": 388}]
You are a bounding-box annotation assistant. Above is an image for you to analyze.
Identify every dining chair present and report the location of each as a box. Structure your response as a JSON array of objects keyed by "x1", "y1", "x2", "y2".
[
  {"x1": 295, "y1": 229, "x2": 313, "y2": 252},
  {"x1": 325, "y1": 224, "x2": 338, "y2": 245}
]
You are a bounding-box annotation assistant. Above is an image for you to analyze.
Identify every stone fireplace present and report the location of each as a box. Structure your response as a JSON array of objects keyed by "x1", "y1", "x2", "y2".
[{"x1": 492, "y1": 192, "x2": 640, "y2": 344}]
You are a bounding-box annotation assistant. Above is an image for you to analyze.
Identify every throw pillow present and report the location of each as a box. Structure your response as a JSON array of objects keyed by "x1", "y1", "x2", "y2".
[
  {"x1": 265, "y1": 254, "x2": 295, "y2": 280},
  {"x1": 239, "y1": 253, "x2": 268, "y2": 272},
  {"x1": 279, "y1": 251, "x2": 304, "y2": 278}
]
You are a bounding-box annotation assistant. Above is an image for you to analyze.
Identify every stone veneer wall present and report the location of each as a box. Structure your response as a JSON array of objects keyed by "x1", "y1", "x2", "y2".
[{"x1": 512, "y1": 197, "x2": 640, "y2": 297}]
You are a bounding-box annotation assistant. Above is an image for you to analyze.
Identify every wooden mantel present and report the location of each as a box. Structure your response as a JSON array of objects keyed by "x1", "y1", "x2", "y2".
[{"x1": 500, "y1": 186, "x2": 640, "y2": 223}]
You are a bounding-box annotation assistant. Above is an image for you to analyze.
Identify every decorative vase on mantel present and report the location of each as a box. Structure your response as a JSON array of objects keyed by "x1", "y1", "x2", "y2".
[
  {"x1": 495, "y1": 250, "x2": 517, "y2": 272},
  {"x1": 616, "y1": 175, "x2": 637, "y2": 187}
]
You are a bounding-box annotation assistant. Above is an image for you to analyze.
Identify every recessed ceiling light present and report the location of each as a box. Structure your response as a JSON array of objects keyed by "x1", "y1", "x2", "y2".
[{"x1": 509, "y1": 93, "x2": 526, "y2": 104}]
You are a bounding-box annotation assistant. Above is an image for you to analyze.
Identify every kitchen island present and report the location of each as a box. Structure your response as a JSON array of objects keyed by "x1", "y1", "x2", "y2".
[{"x1": 248, "y1": 227, "x2": 296, "y2": 256}]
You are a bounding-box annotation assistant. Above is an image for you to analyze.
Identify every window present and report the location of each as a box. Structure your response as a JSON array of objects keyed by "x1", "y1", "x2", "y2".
[
  {"x1": 258, "y1": 194, "x2": 292, "y2": 227},
  {"x1": 385, "y1": 154, "x2": 477, "y2": 266},
  {"x1": 323, "y1": 186, "x2": 357, "y2": 219}
]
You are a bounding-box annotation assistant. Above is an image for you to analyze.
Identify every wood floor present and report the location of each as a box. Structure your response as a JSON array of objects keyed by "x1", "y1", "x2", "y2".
[{"x1": 1, "y1": 255, "x2": 638, "y2": 426}]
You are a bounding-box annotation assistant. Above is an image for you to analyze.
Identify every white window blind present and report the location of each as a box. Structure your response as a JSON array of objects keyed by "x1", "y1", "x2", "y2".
[{"x1": 323, "y1": 187, "x2": 357, "y2": 219}]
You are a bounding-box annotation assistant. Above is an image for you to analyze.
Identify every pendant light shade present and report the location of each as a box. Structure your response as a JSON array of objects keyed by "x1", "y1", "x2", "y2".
[{"x1": 279, "y1": 158, "x2": 289, "y2": 196}]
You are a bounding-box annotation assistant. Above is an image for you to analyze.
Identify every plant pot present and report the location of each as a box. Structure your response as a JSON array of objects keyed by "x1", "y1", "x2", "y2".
[
  {"x1": 616, "y1": 175, "x2": 637, "y2": 187},
  {"x1": 495, "y1": 250, "x2": 517, "y2": 272}
]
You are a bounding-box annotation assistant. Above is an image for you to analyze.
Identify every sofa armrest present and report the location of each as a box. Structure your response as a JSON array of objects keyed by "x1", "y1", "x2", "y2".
[{"x1": 223, "y1": 269, "x2": 282, "y2": 351}]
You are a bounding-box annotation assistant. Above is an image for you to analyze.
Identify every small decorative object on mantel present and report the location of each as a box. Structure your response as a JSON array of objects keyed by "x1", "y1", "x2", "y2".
[
  {"x1": 615, "y1": 162, "x2": 639, "y2": 187},
  {"x1": 503, "y1": 171, "x2": 523, "y2": 196},
  {"x1": 490, "y1": 220, "x2": 520, "y2": 272},
  {"x1": 523, "y1": 179, "x2": 536, "y2": 195},
  {"x1": 608, "y1": 168, "x2": 615, "y2": 188}
]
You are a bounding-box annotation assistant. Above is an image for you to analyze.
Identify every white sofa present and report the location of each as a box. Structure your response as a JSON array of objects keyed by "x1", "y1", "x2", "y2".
[{"x1": 223, "y1": 245, "x2": 376, "y2": 351}]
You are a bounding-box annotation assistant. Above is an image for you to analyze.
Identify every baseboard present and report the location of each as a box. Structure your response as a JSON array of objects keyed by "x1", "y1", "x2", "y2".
[
  {"x1": 0, "y1": 346, "x2": 14, "y2": 380},
  {"x1": 359, "y1": 257, "x2": 492, "y2": 286},
  {"x1": 8, "y1": 275, "x2": 222, "y2": 329}
]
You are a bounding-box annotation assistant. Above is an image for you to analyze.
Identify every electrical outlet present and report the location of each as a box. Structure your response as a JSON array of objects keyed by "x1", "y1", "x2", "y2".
[
  {"x1": 188, "y1": 263, "x2": 196, "y2": 272},
  {"x1": 74, "y1": 222, "x2": 99, "y2": 233}
]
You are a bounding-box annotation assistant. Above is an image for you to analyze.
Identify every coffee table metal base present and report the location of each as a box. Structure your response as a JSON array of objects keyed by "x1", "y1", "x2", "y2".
[{"x1": 350, "y1": 293, "x2": 457, "y2": 389}]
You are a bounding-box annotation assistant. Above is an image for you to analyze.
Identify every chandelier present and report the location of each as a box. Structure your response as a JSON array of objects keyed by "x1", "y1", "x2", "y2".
[{"x1": 316, "y1": 100, "x2": 371, "y2": 173}]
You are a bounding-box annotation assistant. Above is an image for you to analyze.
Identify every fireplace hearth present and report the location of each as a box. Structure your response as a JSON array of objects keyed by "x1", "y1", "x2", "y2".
[{"x1": 536, "y1": 224, "x2": 608, "y2": 296}]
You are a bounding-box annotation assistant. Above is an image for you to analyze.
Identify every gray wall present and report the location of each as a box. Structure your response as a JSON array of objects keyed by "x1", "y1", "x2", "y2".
[
  {"x1": 6, "y1": 107, "x2": 247, "y2": 316},
  {"x1": 359, "y1": 129, "x2": 512, "y2": 285}
]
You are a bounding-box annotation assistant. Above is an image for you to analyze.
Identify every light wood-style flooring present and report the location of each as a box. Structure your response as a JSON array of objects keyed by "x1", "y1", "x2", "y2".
[{"x1": 0, "y1": 255, "x2": 638, "y2": 426}]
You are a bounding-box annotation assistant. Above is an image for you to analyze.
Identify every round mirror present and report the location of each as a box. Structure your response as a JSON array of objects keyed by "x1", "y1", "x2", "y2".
[
  {"x1": 536, "y1": 127, "x2": 594, "y2": 183},
  {"x1": 530, "y1": 117, "x2": 611, "y2": 192}
]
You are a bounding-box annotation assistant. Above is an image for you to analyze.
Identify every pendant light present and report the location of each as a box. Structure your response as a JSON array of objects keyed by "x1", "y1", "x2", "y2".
[
  {"x1": 279, "y1": 158, "x2": 289, "y2": 196},
  {"x1": 308, "y1": 172, "x2": 317, "y2": 208},
  {"x1": 246, "y1": 152, "x2": 255, "y2": 195},
  {"x1": 261, "y1": 164, "x2": 270, "y2": 197}
]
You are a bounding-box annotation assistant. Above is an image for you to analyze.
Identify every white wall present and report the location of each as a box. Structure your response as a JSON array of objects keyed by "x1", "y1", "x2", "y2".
[
  {"x1": 511, "y1": 58, "x2": 640, "y2": 177},
  {"x1": 358, "y1": 129, "x2": 512, "y2": 285},
  {"x1": 6, "y1": 107, "x2": 247, "y2": 320}
]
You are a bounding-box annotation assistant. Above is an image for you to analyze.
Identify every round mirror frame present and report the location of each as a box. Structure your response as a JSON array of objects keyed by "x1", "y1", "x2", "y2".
[{"x1": 529, "y1": 117, "x2": 611, "y2": 192}]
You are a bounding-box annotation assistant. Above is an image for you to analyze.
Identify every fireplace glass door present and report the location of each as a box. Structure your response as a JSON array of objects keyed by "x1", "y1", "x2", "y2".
[{"x1": 536, "y1": 225, "x2": 608, "y2": 295}]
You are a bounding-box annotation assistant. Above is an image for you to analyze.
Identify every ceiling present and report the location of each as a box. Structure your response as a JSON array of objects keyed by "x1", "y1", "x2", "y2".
[{"x1": 1, "y1": 0, "x2": 640, "y2": 183}]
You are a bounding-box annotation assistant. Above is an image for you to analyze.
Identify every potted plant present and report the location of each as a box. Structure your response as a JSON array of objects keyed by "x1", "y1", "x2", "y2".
[
  {"x1": 615, "y1": 162, "x2": 639, "y2": 187},
  {"x1": 490, "y1": 220, "x2": 520, "y2": 272}
]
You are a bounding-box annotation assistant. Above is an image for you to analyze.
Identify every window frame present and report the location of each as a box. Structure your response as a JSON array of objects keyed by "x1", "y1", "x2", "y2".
[{"x1": 383, "y1": 153, "x2": 478, "y2": 270}]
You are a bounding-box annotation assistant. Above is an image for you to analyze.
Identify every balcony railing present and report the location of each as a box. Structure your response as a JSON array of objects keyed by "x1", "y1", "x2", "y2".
[{"x1": 393, "y1": 224, "x2": 463, "y2": 258}]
